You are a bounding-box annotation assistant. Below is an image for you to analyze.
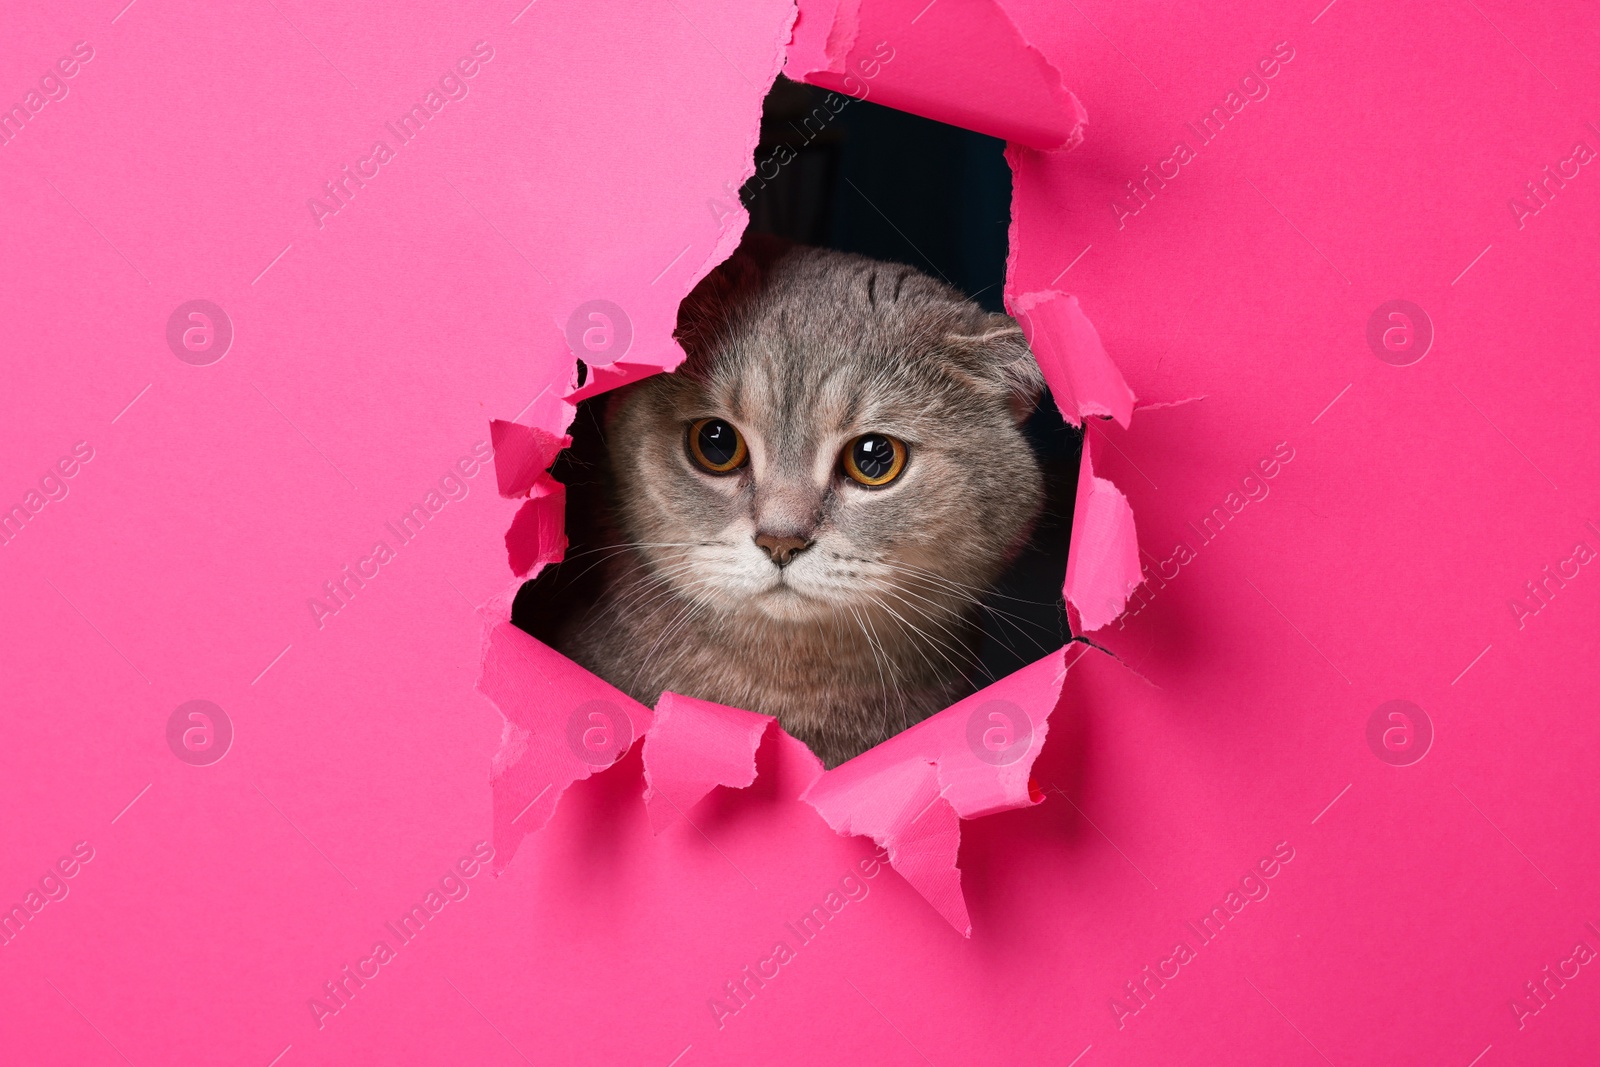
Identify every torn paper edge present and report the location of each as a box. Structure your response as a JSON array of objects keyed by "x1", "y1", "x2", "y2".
[
  {"x1": 794, "y1": 0, "x2": 1085, "y2": 152},
  {"x1": 475, "y1": 0, "x2": 1146, "y2": 933},
  {"x1": 988, "y1": 0, "x2": 1087, "y2": 152},
  {"x1": 1010, "y1": 288, "x2": 1136, "y2": 428},
  {"x1": 800, "y1": 643, "x2": 1090, "y2": 935},
  {"x1": 477, "y1": 588, "x2": 658, "y2": 866},
  {"x1": 787, "y1": 0, "x2": 862, "y2": 78},
  {"x1": 1062, "y1": 432, "x2": 1143, "y2": 632},
  {"x1": 640, "y1": 692, "x2": 774, "y2": 835}
]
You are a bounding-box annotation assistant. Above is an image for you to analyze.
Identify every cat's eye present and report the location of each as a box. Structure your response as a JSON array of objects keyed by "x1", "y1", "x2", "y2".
[
  {"x1": 687, "y1": 417, "x2": 748, "y2": 474},
  {"x1": 842, "y1": 433, "x2": 907, "y2": 487}
]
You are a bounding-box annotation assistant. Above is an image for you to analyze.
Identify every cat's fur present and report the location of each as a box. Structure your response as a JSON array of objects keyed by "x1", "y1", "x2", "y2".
[{"x1": 549, "y1": 237, "x2": 1045, "y2": 768}]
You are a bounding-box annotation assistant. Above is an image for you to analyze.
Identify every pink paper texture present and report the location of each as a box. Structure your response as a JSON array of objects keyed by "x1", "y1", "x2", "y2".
[
  {"x1": 801, "y1": 646, "x2": 1080, "y2": 934},
  {"x1": 1063, "y1": 437, "x2": 1143, "y2": 632},
  {"x1": 467, "y1": 0, "x2": 1109, "y2": 930},
  {"x1": 487, "y1": 418, "x2": 568, "y2": 500},
  {"x1": 4, "y1": 0, "x2": 1599, "y2": 1064},
  {"x1": 793, "y1": 0, "x2": 1086, "y2": 151},
  {"x1": 1009, "y1": 288, "x2": 1136, "y2": 427},
  {"x1": 478, "y1": 600, "x2": 656, "y2": 852},
  {"x1": 642, "y1": 693, "x2": 775, "y2": 835}
]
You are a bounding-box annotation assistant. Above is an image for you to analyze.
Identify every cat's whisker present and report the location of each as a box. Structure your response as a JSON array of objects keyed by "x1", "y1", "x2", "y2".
[
  {"x1": 895, "y1": 584, "x2": 1062, "y2": 663},
  {"x1": 567, "y1": 561, "x2": 718, "y2": 644},
  {"x1": 637, "y1": 589, "x2": 715, "y2": 678},
  {"x1": 891, "y1": 571, "x2": 1060, "y2": 641},
  {"x1": 845, "y1": 604, "x2": 902, "y2": 731},
  {"x1": 650, "y1": 601, "x2": 722, "y2": 683},
  {"x1": 874, "y1": 590, "x2": 994, "y2": 685},
  {"x1": 972, "y1": 605, "x2": 1063, "y2": 655},
  {"x1": 600, "y1": 560, "x2": 706, "y2": 613},
  {"x1": 885, "y1": 566, "x2": 1066, "y2": 642},
  {"x1": 602, "y1": 571, "x2": 725, "y2": 638},
  {"x1": 559, "y1": 540, "x2": 732, "y2": 561},
  {"x1": 860, "y1": 556, "x2": 1063, "y2": 610},
  {"x1": 543, "y1": 538, "x2": 739, "y2": 587},
  {"x1": 863, "y1": 592, "x2": 980, "y2": 704},
  {"x1": 568, "y1": 561, "x2": 687, "y2": 620},
  {"x1": 528, "y1": 542, "x2": 711, "y2": 594},
  {"x1": 871, "y1": 612, "x2": 918, "y2": 730}
]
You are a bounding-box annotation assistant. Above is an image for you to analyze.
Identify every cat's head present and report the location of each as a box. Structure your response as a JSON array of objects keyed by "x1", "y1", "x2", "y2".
[{"x1": 602, "y1": 238, "x2": 1046, "y2": 627}]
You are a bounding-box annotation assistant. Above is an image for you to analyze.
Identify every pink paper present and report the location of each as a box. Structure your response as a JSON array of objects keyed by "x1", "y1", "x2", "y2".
[
  {"x1": 1009, "y1": 288, "x2": 1136, "y2": 427},
  {"x1": 1062, "y1": 435, "x2": 1143, "y2": 632},
  {"x1": 478, "y1": 601, "x2": 655, "y2": 853},
  {"x1": 6, "y1": 0, "x2": 1598, "y2": 1063},
  {"x1": 488, "y1": 418, "x2": 569, "y2": 500},
  {"x1": 801, "y1": 645, "x2": 1082, "y2": 934},
  {"x1": 642, "y1": 693, "x2": 774, "y2": 835},
  {"x1": 503, "y1": 477, "x2": 567, "y2": 578},
  {"x1": 792, "y1": 0, "x2": 1085, "y2": 151}
]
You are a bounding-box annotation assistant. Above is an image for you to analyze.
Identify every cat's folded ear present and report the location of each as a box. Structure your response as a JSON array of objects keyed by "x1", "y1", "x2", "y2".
[{"x1": 945, "y1": 312, "x2": 1046, "y2": 423}]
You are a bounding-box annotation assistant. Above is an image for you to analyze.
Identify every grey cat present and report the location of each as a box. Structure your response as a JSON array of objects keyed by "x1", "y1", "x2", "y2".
[{"x1": 547, "y1": 236, "x2": 1045, "y2": 768}]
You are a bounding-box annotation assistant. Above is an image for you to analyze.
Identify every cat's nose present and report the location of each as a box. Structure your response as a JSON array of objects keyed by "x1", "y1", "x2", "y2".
[{"x1": 754, "y1": 532, "x2": 812, "y2": 567}]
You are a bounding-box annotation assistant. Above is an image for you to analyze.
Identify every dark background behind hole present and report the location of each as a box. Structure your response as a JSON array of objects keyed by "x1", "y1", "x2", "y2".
[{"x1": 515, "y1": 76, "x2": 1081, "y2": 690}]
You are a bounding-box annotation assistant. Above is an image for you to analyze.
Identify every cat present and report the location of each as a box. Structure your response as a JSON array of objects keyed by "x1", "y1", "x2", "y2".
[{"x1": 531, "y1": 236, "x2": 1046, "y2": 768}]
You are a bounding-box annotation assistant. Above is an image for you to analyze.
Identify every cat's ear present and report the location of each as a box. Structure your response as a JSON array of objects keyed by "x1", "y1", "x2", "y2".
[
  {"x1": 675, "y1": 239, "x2": 779, "y2": 353},
  {"x1": 946, "y1": 313, "x2": 1045, "y2": 423}
]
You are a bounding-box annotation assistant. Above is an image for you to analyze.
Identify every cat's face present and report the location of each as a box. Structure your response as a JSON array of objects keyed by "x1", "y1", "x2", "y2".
[{"x1": 603, "y1": 242, "x2": 1045, "y2": 628}]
